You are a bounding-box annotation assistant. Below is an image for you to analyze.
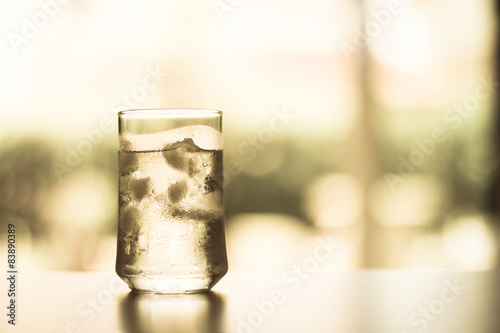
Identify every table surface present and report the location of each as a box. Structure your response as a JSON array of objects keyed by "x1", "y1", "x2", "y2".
[{"x1": 1, "y1": 269, "x2": 499, "y2": 333}]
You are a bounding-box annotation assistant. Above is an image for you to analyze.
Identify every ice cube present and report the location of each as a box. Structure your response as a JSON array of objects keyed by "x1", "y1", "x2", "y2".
[
  {"x1": 119, "y1": 192, "x2": 132, "y2": 208},
  {"x1": 119, "y1": 206, "x2": 140, "y2": 233},
  {"x1": 170, "y1": 206, "x2": 222, "y2": 222},
  {"x1": 129, "y1": 177, "x2": 151, "y2": 202},
  {"x1": 162, "y1": 138, "x2": 200, "y2": 170},
  {"x1": 203, "y1": 175, "x2": 222, "y2": 194},
  {"x1": 162, "y1": 148, "x2": 184, "y2": 170},
  {"x1": 119, "y1": 139, "x2": 133, "y2": 151},
  {"x1": 119, "y1": 175, "x2": 133, "y2": 207},
  {"x1": 164, "y1": 138, "x2": 201, "y2": 152},
  {"x1": 119, "y1": 151, "x2": 139, "y2": 175},
  {"x1": 168, "y1": 180, "x2": 188, "y2": 203}
]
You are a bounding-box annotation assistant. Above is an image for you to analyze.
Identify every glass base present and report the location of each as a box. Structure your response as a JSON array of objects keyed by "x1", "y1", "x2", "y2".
[{"x1": 119, "y1": 272, "x2": 226, "y2": 294}]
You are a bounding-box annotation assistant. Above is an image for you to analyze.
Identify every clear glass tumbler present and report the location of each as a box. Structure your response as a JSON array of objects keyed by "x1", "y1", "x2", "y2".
[{"x1": 116, "y1": 109, "x2": 228, "y2": 293}]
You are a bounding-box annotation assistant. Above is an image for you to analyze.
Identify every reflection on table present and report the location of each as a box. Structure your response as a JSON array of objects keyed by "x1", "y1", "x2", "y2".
[{"x1": 119, "y1": 290, "x2": 225, "y2": 333}]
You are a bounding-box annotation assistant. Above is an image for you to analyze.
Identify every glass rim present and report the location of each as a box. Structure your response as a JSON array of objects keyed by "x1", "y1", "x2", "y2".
[{"x1": 118, "y1": 108, "x2": 222, "y2": 117}]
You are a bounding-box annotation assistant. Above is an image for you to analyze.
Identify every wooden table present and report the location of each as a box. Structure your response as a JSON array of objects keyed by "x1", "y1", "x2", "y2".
[{"x1": 2, "y1": 270, "x2": 499, "y2": 332}]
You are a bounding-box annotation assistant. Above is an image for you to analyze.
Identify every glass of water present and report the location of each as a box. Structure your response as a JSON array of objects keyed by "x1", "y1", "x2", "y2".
[{"x1": 116, "y1": 109, "x2": 228, "y2": 294}]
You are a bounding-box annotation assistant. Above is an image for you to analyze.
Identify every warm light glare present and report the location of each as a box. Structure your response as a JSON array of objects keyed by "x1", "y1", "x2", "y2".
[
  {"x1": 305, "y1": 173, "x2": 363, "y2": 228},
  {"x1": 219, "y1": 1, "x2": 353, "y2": 54},
  {"x1": 411, "y1": 234, "x2": 445, "y2": 268},
  {"x1": 239, "y1": 142, "x2": 286, "y2": 177},
  {"x1": 444, "y1": 214, "x2": 497, "y2": 269},
  {"x1": 0, "y1": 0, "x2": 496, "y2": 271},
  {"x1": 226, "y1": 213, "x2": 308, "y2": 270},
  {"x1": 369, "y1": 175, "x2": 444, "y2": 227},
  {"x1": 371, "y1": 9, "x2": 432, "y2": 74},
  {"x1": 43, "y1": 168, "x2": 116, "y2": 229}
]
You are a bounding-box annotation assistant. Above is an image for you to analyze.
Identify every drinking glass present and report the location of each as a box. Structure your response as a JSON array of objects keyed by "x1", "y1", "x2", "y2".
[{"x1": 116, "y1": 109, "x2": 228, "y2": 293}]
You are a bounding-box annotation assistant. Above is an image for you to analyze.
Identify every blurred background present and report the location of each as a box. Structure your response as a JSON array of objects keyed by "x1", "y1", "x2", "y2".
[{"x1": 0, "y1": 0, "x2": 498, "y2": 271}]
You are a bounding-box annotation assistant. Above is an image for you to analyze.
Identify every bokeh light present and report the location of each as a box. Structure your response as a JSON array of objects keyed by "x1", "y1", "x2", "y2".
[
  {"x1": 304, "y1": 173, "x2": 363, "y2": 228},
  {"x1": 368, "y1": 174, "x2": 444, "y2": 227},
  {"x1": 43, "y1": 168, "x2": 116, "y2": 229},
  {"x1": 0, "y1": 0, "x2": 497, "y2": 271},
  {"x1": 226, "y1": 214, "x2": 308, "y2": 271},
  {"x1": 443, "y1": 213, "x2": 497, "y2": 269}
]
